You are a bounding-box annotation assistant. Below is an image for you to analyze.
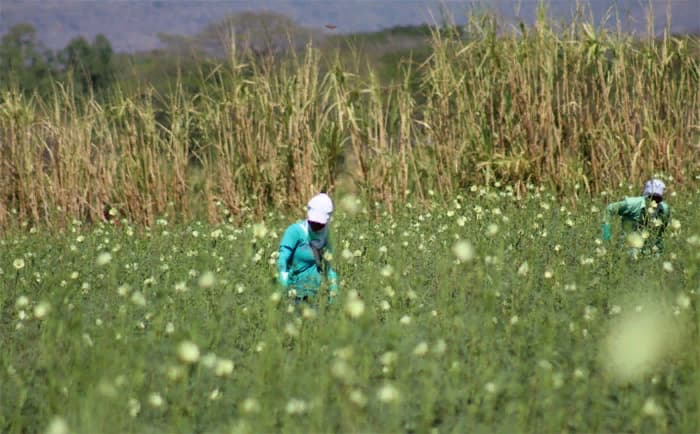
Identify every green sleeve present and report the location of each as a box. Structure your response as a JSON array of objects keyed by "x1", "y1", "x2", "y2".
[
  {"x1": 605, "y1": 200, "x2": 627, "y2": 224},
  {"x1": 277, "y1": 225, "x2": 299, "y2": 274}
]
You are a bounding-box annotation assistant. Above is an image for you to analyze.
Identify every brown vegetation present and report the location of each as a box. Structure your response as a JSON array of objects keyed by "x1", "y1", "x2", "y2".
[{"x1": 1, "y1": 16, "x2": 698, "y2": 227}]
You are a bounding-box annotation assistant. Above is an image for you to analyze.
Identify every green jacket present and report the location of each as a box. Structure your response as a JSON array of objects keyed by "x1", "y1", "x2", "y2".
[
  {"x1": 605, "y1": 196, "x2": 670, "y2": 251},
  {"x1": 277, "y1": 220, "x2": 338, "y2": 298}
]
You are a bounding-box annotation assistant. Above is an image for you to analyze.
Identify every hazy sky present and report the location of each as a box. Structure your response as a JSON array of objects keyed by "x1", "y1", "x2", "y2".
[{"x1": 1, "y1": 0, "x2": 698, "y2": 52}]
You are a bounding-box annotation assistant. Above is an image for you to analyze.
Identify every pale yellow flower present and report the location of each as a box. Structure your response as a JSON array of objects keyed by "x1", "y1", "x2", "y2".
[
  {"x1": 302, "y1": 306, "x2": 317, "y2": 319},
  {"x1": 348, "y1": 389, "x2": 367, "y2": 407},
  {"x1": 166, "y1": 365, "x2": 186, "y2": 382},
  {"x1": 284, "y1": 322, "x2": 299, "y2": 338},
  {"x1": 201, "y1": 353, "x2": 218, "y2": 369},
  {"x1": 412, "y1": 341, "x2": 429, "y2": 357},
  {"x1": 330, "y1": 359, "x2": 354, "y2": 383},
  {"x1": 486, "y1": 224, "x2": 499, "y2": 236},
  {"x1": 96, "y1": 252, "x2": 112, "y2": 266},
  {"x1": 517, "y1": 262, "x2": 529, "y2": 276},
  {"x1": 198, "y1": 271, "x2": 216, "y2": 288},
  {"x1": 433, "y1": 339, "x2": 447, "y2": 355},
  {"x1": 627, "y1": 233, "x2": 644, "y2": 249},
  {"x1": 209, "y1": 388, "x2": 221, "y2": 401},
  {"x1": 15, "y1": 295, "x2": 29, "y2": 308},
  {"x1": 642, "y1": 397, "x2": 663, "y2": 417},
  {"x1": 148, "y1": 393, "x2": 164, "y2": 408},
  {"x1": 130, "y1": 291, "x2": 146, "y2": 307},
  {"x1": 380, "y1": 351, "x2": 397, "y2": 366},
  {"x1": 602, "y1": 306, "x2": 683, "y2": 382},
  {"x1": 285, "y1": 398, "x2": 308, "y2": 415},
  {"x1": 128, "y1": 398, "x2": 141, "y2": 417},
  {"x1": 380, "y1": 265, "x2": 394, "y2": 277},
  {"x1": 252, "y1": 223, "x2": 268, "y2": 239},
  {"x1": 241, "y1": 398, "x2": 261, "y2": 414},
  {"x1": 345, "y1": 291, "x2": 365, "y2": 319},
  {"x1": 45, "y1": 417, "x2": 69, "y2": 434},
  {"x1": 376, "y1": 383, "x2": 400, "y2": 403},
  {"x1": 452, "y1": 240, "x2": 475, "y2": 262},
  {"x1": 117, "y1": 284, "x2": 130, "y2": 297},
  {"x1": 34, "y1": 301, "x2": 51, "y2": 319},
  {"x1": 177, "y1": 341, "x2": 200, "y2": 364},
  {"x1": 214, "y1": 359, "x2": 234, "y2": 377},
  {"x1": 269, "y1": 292, "x2": 282, "y2": 303},
  {"x1": 673, "y1": 295, "x2": 690, "y2": 313}
]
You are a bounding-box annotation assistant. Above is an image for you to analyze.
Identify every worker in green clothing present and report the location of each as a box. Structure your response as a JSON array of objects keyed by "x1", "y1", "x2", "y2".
[
  {"x1": 277, "y1": 193, "x2": 339, "y2": 304},
  {"x1": 602, "y1": 178, "x2": 671, "y2": 255}
]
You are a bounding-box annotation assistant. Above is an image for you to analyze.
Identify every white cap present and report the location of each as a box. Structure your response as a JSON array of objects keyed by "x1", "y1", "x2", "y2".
[
  {"x1": 307, "y1": 193, "x2": 334, "y2": 224},
  {"x1": 643, "y1": 178, "x2": 665, "y2": 197}
]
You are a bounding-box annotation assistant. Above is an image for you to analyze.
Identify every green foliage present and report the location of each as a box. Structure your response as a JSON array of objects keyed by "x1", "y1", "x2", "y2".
[
  {"x1": 58, "y1": 34, "x2": 116, "y2": 94},
  {"x1": 1, "y1": 188, "x2": 699, "y2": 433},
  {"x1": 0, "y1": 23, "x2": 55, "y2": 96},
  {"x1": 0, "y1": 23, "x2": 116, "y2": 98}
]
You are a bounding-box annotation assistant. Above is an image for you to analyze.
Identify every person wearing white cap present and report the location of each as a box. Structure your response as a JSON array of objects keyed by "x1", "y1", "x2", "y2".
[
  {"x1": 277, "y1": 193, "x2": 339, "y2": 303},
  {"x1": 602, "y1": 178, "x2": 671, "y2": 254}
]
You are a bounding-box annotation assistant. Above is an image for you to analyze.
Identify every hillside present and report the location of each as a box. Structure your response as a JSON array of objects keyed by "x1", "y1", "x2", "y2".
[{"x1": 1, "y1": 0, "x2": 698, "y2": 52}]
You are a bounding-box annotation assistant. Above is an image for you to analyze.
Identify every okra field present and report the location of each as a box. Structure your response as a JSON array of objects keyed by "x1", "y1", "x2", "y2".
[{"x1": 2, "y1": 185, "x2": 700, "y2": 433}]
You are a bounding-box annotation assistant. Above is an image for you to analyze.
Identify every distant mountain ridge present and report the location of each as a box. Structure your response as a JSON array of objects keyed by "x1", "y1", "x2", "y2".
[{"x1": 1, "y1": 0, "x2": 698, "y2": 52}]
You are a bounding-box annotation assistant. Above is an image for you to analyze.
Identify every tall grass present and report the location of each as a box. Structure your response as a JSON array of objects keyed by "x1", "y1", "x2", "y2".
[{"x1": 1, "y1": 12, "x2": 698, "y2": 227}]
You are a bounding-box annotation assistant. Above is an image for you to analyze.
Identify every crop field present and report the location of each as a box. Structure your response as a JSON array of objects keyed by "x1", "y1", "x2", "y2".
[
  {"x1": 2, "y1": 184, "x2": 699, "y2": 433},
  {"x1": 1, "y1": 9, "x2": 699, "y2": 433}
]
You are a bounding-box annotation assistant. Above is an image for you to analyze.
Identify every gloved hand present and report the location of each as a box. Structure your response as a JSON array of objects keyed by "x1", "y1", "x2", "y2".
[
  {"x1": 278, "y1": 271, "x2": 290, "y2": 288},
  {"x1": 602, "y1": 223, "x2": 611, "y2": 241}
]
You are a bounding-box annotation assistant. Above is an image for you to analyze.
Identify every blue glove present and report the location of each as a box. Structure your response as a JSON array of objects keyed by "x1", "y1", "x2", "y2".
[
  {"x1": 602, "y1": 223, "x2": 611, "y2": 241},
  {"x1": 278, "y1": 271, "x2": 290, "y2": 288}
]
